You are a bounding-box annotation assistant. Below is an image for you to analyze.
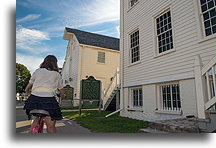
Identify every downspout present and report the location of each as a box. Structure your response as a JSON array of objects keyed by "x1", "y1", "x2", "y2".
[{"x1": 120, "y1": 0, "x2": 125, "y2": 112}]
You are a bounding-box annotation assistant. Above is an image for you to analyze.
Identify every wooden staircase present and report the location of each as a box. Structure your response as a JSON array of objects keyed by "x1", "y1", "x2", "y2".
[
  {"x1": 103, "y1": 86, "x2": 120, "y2": 111},
  {"x1": 198, "y1": 110, "x2": 216, "y2": 132},
  {"x1": 195, "y1": 55, "x2": 216, "y2": 133},
  {"x1": 103, "y1": 68, "x2": 120, "y2": 111}
]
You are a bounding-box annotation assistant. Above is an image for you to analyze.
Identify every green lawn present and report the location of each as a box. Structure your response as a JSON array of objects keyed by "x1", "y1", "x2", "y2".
[
  {"x1": 61, "y1": 106, "x2": 98, "y2": 110},
  {"x1": 62, "y1": 110, "x2": 149, "y2": 133}
]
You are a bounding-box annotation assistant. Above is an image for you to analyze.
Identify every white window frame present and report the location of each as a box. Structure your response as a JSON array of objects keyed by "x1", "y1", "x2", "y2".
[
  {"x1": 129, "y1": 29, "x2": 140, "y2": 65},
  {"x1": 194, "y1": 0, "x2": 216, "y2": 42},
  {"x1": 152, "y1": 6, "x2": 176, "y2": 58},
  {"x1": 156, "y1": 82, "x2": 181, "y2": 113},
  {"x1": 130, "y1": 87, "x2": 143, "y2": 109}
]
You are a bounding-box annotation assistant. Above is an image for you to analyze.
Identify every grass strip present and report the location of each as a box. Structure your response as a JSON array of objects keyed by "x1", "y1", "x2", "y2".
[
  {"x1": 61, "y1": 106, "x2": 98, "y2": 110},
  {"x1": 62, "y1": 110, "x2": 149, "y2": 133}
]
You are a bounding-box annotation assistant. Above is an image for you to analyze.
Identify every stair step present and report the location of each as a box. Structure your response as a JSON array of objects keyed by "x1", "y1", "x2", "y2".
[
  {"x1": 149, "y1": 119, "x2": 200, "y2": 133},
  {"x1": 206, "y1": 110, "x2": 216, "y2": 114},
  {"x1": 139, "y1": 128, "x2": 169, "y2": 133}
]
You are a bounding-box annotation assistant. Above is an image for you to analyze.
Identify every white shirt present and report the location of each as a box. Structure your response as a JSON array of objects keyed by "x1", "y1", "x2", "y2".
[{"x1": 29, "y1": 68, "x2": 63, "y2": 97}]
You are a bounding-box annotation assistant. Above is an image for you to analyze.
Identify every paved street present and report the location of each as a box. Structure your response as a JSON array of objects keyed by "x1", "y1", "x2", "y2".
[{"x1": 16, "y1": 102, "x2": 92, "y2": 134}]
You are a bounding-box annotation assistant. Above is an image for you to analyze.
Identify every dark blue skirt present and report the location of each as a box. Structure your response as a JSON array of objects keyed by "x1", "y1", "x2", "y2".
[{"x1": 23, "y1": 94, "x2": 63, "y2": 121}]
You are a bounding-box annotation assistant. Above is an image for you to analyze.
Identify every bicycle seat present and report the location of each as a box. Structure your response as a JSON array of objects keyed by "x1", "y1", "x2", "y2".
[{"x1": 30, "y1": 109, "x2": 50, "y2": 117}]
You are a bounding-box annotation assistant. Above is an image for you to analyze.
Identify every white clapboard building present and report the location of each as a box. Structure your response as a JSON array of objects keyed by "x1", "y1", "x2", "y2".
[{"x1": 119, "y1": 0, "x2": 215, "y2": 130}]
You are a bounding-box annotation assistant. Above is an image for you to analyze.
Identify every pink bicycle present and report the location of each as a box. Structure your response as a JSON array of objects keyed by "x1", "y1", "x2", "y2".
[{"x1": 30, "y1": 109, "x2": 50, "y2": 133}]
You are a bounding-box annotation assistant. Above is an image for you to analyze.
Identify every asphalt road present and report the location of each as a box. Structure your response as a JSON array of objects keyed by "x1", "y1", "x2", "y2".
[{"x1": 16, "y1": 102, "x2": 92, "y2": 134}]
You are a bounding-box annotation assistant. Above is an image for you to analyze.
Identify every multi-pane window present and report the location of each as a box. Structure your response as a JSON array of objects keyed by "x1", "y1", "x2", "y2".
[
  {"x1": 130, "y1": 0, "x2": 138, "y2": 7},
  {"x1": 130, "y1": 30, "x2": 140, "y2": 63},
  {"x1": 132, "y1": 88, "x2": 143, "y2": 108},
  {"x1": 207, "y1": 68, "x2": 216, "y2": 98},
  {"x1": 160, "y1": 84, "x2": 181, "y2": 111},
  {"x1": 97, "y1": 52, "x2": 105, "y2": 63},
  {"x1": 156, "y1": 11, "x2": 174, "y2": 54},
  {"x1": 210, "y1": 80, "x2": 215, "y2": 98},
  {"x1": 200, "y1": 0, "x2": 216, "y2": 36}
]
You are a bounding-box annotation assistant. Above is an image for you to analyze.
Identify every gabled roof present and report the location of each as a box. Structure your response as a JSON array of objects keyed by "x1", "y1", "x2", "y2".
[{"x1": 65, "y1": 27, "x2": 119, "y2": 51}]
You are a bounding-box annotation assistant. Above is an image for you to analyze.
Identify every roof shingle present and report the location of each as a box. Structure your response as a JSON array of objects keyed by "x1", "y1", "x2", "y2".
[{"x1": 65, "y1": 27, "x2": 119, "y2": 51}]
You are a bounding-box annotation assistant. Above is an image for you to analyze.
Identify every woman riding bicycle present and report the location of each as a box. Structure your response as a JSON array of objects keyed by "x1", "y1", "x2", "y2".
[{"x1": 24, "y1": 55, "x2": 64, "y2": 133}]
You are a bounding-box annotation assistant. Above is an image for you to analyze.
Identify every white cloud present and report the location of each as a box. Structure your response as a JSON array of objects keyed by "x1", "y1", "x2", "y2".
[
  {"x1": 16, "y1": 14, "x2": 41, "y2": 23},
  {"x1": 116, "y1": 25, "x2": 120, "y2": 38},
  {"x1": 58, "y1": 58, "x2": 65, "y2": 68},
  {"x1": 16, "y1": 53, "x2": 65, "y2": 74},
  {"x1": 16, "y1": 25, "x2": 50, "y2": 53},
  {"x1": 64, "y1": 0, "x2": 120, "y2": 28},
  {"x1": 16, "y1": 53, "x2": 44, "y2": 74},
  {"x1": 18, "y1": 0, "x2": 120, "y2": 37}
]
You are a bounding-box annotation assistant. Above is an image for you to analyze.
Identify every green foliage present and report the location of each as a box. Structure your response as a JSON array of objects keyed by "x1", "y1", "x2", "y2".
[
  {"x1": 16, "y1": 63, "x2": 31, "y2": 93},
  {"x1": 62, "y1": 111, "x2": 149, "y2": 133}
]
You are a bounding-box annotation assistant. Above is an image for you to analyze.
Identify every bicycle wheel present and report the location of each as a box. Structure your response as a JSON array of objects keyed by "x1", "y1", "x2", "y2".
[
  {"x1": 31, "y1": 118, "x2": 44, "y2": 133},
  {"x1": 31, "y1": 125, "x2": 40, "y2": 133}
]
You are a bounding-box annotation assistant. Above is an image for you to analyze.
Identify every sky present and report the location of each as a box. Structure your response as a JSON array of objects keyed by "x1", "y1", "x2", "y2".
[{"x1": 16, "y1": 0, "x2": 120, "y2": 73}]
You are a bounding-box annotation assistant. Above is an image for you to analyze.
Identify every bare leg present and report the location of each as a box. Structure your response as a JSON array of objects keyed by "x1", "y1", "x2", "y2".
[
  {"x1": 44, "y1": 116, "x2": 56, "y2": 133},
  {"x1": 29, "y1": 117, "x2": 39, "y2": 133}
]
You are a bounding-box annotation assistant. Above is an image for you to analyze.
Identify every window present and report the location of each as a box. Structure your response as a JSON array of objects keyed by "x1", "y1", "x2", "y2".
[
  {"x1": 199, "y1": 0, "x2": 216, "y2": 36},
  {"x1": 207, "y1": 68, "x2": 215, "y2": 98},
  {"x1": 130, "y1": 0, "x2": 138, "y2": 8},
  {"x1": 97, "y1": 52, "x2": 105, "y2": 63},
  {"x1": 160, "y1": 84, "x2": 181, "y2": 111},
  {"x1": 130, "y1": 30, "x2": 140, "y2": 63},
  {"x1": 132, "y1": 88, "x2": 143, "y2": 108},
  {"x1": 156, "y1": 10, "x2": 174, "y2": 54}
]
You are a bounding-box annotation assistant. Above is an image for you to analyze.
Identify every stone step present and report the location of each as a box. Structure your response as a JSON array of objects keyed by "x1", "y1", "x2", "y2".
[
  {"x1": 149, "y1": 119, "x2": 200, "y2": 133},
  {"x1": 139, "y1": 127, "x2": 169, "y2": 133}
]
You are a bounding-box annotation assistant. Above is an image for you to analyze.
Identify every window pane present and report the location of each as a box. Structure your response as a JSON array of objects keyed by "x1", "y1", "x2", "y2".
[
  {"x1": 203, "y1": 12, "x2": 210, "y2": 20},
  {"x1": 213, "y1": 25, "x2": 216, "y2": 33},
  {"x1": 204, "y1": 20, "x2": 211, "y2": 28},
  {"x1": 210, "y1": 8, "x2": 216, "y2": 17},
  {"x1": 202, "y1": 4, "x2": 208, "y2": 12},
  {"x1": 130, "y1": 0, "x2": 138, "y2": 7},
  {"x1": 139, "y1": 89, "x2": 143, "y2": 106},
  {"x1": 200, "y1": 0, "x2": 206, "y2": 5},
  {"x1": 172, "y1": 85, "x2": 177, "y2": 109},
  {"x1": 212, "y1": 17, "x2": 216, "y2": 25},
  {"x1": 177, "y1": 85, "x2": 181, "y2": 109},
  {"x1": 205, "y1": 28, "x2": 212, "y2": 36},
  {"x1": 156, "y1": 18, "x2": 159, "y2": 23},
  {"x1": 208, "y1": 0, "x2": 214, "y2": 9}
]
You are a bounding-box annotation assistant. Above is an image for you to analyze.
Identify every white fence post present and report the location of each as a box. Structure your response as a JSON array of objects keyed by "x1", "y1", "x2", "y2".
[{"x1": 194, "y1": 55, "x2": 206, "y2": 119}]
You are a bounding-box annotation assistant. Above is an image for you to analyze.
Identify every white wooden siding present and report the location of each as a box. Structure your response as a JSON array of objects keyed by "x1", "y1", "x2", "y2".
[
  {"x1": 70, "y1": 36, "x2": 81, "y2": 99},
  {"x1": 121, "y1": 0, "x2": 215, "y2": 87}
]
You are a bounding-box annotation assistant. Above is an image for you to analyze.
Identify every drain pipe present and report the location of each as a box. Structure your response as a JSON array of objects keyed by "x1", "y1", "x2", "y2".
[{"x1": 105, "y1": 108, "x2": 123, "y2": 118}]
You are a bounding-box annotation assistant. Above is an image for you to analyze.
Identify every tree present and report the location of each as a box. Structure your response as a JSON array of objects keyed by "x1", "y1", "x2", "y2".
[{"x1": 16, "y1": 63, "x2": 31, "y2": 93}]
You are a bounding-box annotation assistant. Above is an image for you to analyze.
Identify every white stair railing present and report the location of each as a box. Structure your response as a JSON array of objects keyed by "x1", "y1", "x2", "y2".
[
  {"x1": 195, "y1": 55, "x2": 216, "y2": 119},
  {"x1": 103, "y1": 67, "x2": 120, "y2": 107},
  {"x1": 201, "y1": 56, "x2": 216, "y2": 110}
]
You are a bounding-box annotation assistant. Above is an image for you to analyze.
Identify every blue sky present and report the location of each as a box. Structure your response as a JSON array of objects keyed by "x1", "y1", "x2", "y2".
[{"x1": 16, "y1": 0, "x2": 120, "y2": 73}]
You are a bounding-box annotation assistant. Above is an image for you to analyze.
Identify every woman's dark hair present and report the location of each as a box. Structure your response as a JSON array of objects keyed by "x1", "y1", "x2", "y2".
[{"x1": 40, "y1": 55, "x2": 59, "y2": 72}]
